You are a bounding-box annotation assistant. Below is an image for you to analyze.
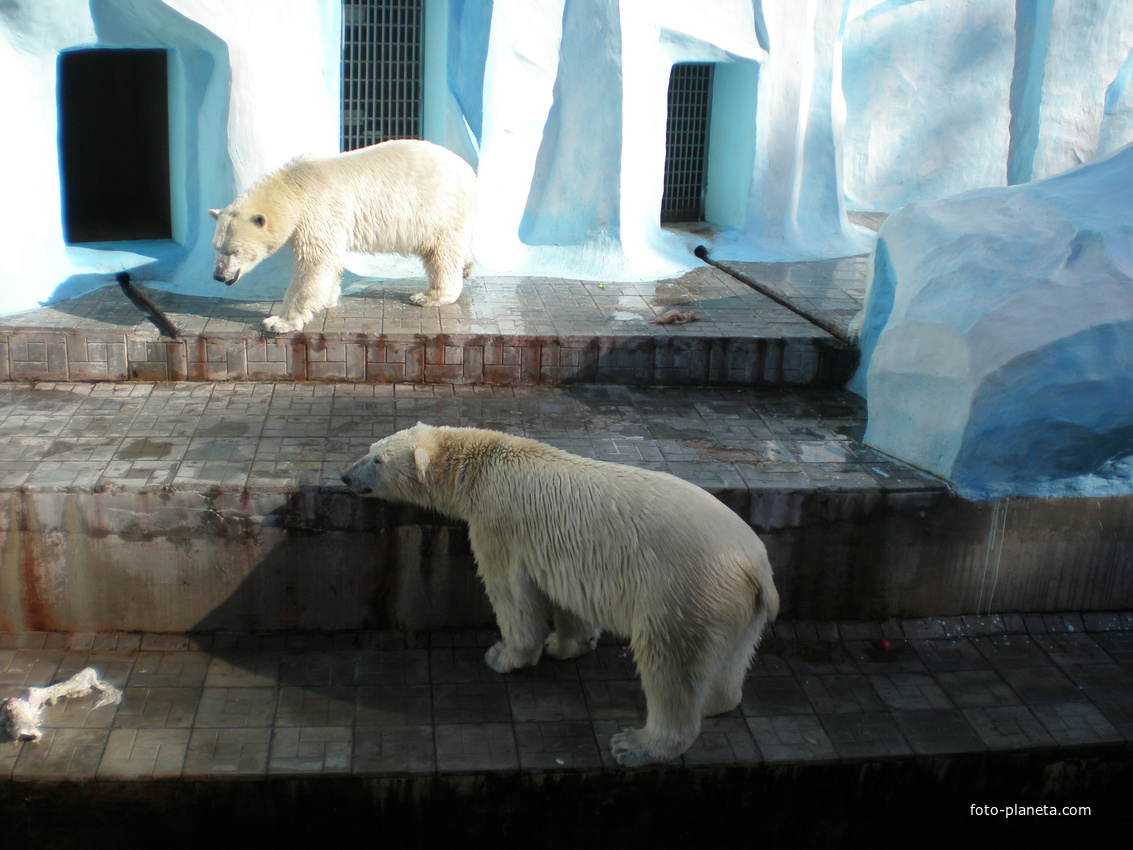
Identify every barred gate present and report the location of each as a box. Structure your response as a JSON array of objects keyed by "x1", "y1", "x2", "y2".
[
  {"x1": 662, "y1": 63, "x2": 714, "y2": 223},
  {"x1": 341, "y1": 0, "x2": 424, "y2": 150}
]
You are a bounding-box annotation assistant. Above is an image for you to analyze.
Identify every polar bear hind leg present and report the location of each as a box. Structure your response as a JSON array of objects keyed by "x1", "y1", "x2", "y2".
[
  {"x1": 411, "y1": 242, "x2": 467, "y2": 306},
  {"x1": 702, "y1": 620, "x2": 765, "y2": 717},
  {"x1": 544, "y1": 608, "x2": 600, "y2": 660},
  {"x1": 610, "y1": 635, "x2": 714, "y2": 767},
  {"x1": 610, "y1": 661, "x2": 706, "y2": 768}
]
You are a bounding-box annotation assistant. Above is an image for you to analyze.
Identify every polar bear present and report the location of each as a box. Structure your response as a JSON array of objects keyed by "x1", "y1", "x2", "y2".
[
  {"x1": 209, "y1": 140, "x2": 476, "y2": 333},
  {"x1": 341, "y1": 424, "x2": 779, "y2": 767}
]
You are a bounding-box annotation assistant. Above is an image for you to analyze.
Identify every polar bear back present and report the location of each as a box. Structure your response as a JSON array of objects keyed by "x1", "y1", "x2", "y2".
[
  {"x1": 248, "y1": 140, "x2": 476, "y2": 256},
  {"x1": 421, "y1": 427, "x2": 777, "y2": 630}
]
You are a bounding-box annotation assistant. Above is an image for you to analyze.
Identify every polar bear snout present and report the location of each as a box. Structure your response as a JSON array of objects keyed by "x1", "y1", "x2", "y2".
[
  {"x1": 339, "y1": 470, "x2": 372, "y2": 495},
  {"x1": 340, "y1": 456, "x2": 378, "y2": 496},
  {"x1": 212, "y1": 261, "x2": 241, "y2": 286}
]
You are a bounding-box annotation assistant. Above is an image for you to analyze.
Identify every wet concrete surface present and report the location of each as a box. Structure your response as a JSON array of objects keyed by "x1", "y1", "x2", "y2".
[
  {"x1": 1, "y1": 614, "x2": 1129, "y2": 845},
  {"x1": 0, "y1": 267, "x2": 859, "y2": 386},
  {"x1": 3, "y1": 379, "x2": 1131, "y2": 631},
  {"x1": 711, "y1": 256, "x2": 870, "y2": 343},
  {"x1": 1, "y1": 260, "x2": 1130, "y2": 842}
]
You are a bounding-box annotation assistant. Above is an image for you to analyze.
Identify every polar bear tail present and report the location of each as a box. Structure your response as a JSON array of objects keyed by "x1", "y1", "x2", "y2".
[{"x1": 756, "y1": 568, "x2": 780, "y2": 625}]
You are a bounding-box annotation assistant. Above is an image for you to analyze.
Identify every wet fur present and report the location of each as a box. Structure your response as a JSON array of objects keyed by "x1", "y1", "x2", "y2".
[{"x1": 342, "y1": 424, "x2": 779, "y2": 767}]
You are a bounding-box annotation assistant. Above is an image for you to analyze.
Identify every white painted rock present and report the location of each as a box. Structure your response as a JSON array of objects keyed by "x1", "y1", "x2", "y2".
[{"x1": 851, "y1": 143, "x2": 1133, "y2": 498}]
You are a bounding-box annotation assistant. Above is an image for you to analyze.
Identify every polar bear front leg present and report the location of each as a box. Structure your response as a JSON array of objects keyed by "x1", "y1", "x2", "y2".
[
  {"x1": 485, "y1": 640, "x2": 543, "y2": 674},
  {"x1": 479, "y1": 561, "x2": 549, "y2": 674},
  {"x1": 263, "y1": 245, "x2": 344, "y2": 333},
  {"x1": 263, "y1": 314, "x2": 307, "y2": 334},
  {"x1": 544, "y1": 608, "x2": 600, "y2": 660}
]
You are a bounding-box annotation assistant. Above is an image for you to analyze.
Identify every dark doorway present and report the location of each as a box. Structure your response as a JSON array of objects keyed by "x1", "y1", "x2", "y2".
[
  {"x1": 661, "y1": 62, "x2": 714, "y2": 223},
  {"x1": 58, "y1": 48, "x2": 172, "y2": 243}
]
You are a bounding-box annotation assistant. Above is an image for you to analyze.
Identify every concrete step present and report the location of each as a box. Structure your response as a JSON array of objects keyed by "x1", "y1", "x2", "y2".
[
  {"x1": 0, "y1": 268, "x2": 857, "y2": 387},
  {"x1": 2, "y1": 380, "x2": 1131, "y2": 635},
  {"x1": 4, "y1": 255, "x2": 1129, "y2": 841},
  {"x1": 709, "y1": 255, "x2": 870, "y2": 343},
  {"x1": 0, "y1": 616, "x2": 1129, "y2": 846}
]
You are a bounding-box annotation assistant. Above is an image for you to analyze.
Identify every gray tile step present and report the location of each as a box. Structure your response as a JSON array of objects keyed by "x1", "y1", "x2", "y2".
[
  {"x1": 0, "y1": 616, "x2": 1129, "y2": 847},
  {"x1": 0, "y1": 268, "x2": 857, "y2": 387},
  {"x1": 2, "y1": 380, "x2": 1131, "y2": 632}
]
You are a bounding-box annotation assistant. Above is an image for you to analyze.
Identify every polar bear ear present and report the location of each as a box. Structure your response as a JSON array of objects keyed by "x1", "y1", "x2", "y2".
[
  {"x1": 412, "y1": 446, "x2": 432, "y2": 480},
  {"x1": 208, "y1": 209, "x2": 220, "y2": 220}
]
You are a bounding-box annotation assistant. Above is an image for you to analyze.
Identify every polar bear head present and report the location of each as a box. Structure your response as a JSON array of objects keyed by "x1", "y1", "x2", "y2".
[
  {"x1": 208, "y1": 203, "x2": 291, "y2": 286},
  {"x1": 341, "y1": 423, "x2": 443, "y2": 506}
]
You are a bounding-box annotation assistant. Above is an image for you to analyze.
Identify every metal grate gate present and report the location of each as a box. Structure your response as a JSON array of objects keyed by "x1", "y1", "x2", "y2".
[
  {"x1": 341, "y1": 0, "x2": 424, "y2": 151},
  {"x1": 661, "y1": 63, "x2": 714, "y2": 223}
]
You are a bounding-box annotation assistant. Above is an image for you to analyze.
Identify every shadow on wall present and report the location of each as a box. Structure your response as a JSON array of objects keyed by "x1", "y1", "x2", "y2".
[
  {"x1": 186, "y1": 488, "x2": 494, "y2": 738},
  {"x1": 953, "y1": 321, "x2": 1133, "y2": 490},
  {"x1": 190, "y1": 489, "x2": 491, "y2": 637},
  {"x1": 548, "y1": 333, "x2": 855, "y2": 388}
]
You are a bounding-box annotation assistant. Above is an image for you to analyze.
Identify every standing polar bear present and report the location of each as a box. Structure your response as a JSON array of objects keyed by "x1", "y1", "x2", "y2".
[
  {"x1": 341, "y1": 424, "x2": 780, "y2": 767},
  {"x1": 209, "y1": 140, "x2": 476, "y2": 333}
]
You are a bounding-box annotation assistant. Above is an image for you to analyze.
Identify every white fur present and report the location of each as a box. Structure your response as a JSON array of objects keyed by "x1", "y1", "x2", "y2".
[
  {"x1": 342, "y1": 424, "x2": 780, "y2": 767},
  {"x1": 209, "y1": 140, "x2": 477, "y2": 333}
]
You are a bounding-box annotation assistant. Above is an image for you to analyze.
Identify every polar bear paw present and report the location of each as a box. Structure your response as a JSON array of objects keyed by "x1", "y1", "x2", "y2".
[
  {"x1": 262, "y1": 315, "x2": 304, "y2": 334},
  {"x1": 409, "y1": 290, "x2": 459, "y2": 307},
  {"x1": 610, "y1": 729, "x2": 657, "y2": 768},
  {"x1": 485, "y1": 640, "x2": 541, "y2": 674},
  {"x1": 544, "y1": 629, "x2": 599, "y2": 660}
]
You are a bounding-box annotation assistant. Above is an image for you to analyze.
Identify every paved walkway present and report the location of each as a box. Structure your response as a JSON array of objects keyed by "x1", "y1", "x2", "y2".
[
  {"x1": 2, "y1": 255, "x2": 1129, "y2": 842},
  {"x1": 0, "y1": 379, "x2": 932, "y2": 495},
  {"x1": 2, "y1": 613, "x2": 1130, "y2": 780},
  {"x1": 0, "y1": 263, "x2": 862, "y2": 385},
  {"x1": 4, "y1": 261, "x2": 867, "y2": 341}
]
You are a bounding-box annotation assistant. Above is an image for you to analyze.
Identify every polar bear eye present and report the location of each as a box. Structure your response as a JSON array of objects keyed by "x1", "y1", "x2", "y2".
[{"x1": 372, "y1": 456, "x2": 383, "y2": 465}]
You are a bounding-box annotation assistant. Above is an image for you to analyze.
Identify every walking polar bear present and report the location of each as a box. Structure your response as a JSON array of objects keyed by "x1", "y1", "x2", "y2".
[
  {"x1": 209, "y1": 140, "x2": 476, "y2": 333},
  {"x1": 341, "y1": 424, "x2": 780, "y2": 767}
]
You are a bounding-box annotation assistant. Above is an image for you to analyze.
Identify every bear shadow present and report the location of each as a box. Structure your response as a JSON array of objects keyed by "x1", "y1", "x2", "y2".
[
  {"x1": 40, "y1": 278, "x2": 279, "y2": 334},
  {"x1": 188, "y1": 490, "x2": 498, "y2": 720}
]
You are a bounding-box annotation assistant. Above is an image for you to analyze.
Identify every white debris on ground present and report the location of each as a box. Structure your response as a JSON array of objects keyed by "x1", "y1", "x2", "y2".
[
  {"x1": 1, "y1": 667, "x2": 123, "y2": 743},
  {"x1": 650, "y1": 309, "x2": 699, "y2": 325}
]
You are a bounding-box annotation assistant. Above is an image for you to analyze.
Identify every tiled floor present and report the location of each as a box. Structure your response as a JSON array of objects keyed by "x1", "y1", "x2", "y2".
[
  {"x1": 3, "y1": 267, "x2": 838, "y2": 340},
  {"x1": 0, "y1": 266, "x2": 857, "y2": 385},
  {"x1": 0, "y1": 380, "x2": 940, "y2": 495},
  {"x1": 2, "y1": 614, "x2": 1130, "y2": 779},
  {"x1": 713, "y1": 256, "x2": 870, "y2": 342},
  {"x1": 2, "y1": 256, "x2": 1129, "y2": 835}
]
